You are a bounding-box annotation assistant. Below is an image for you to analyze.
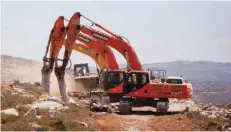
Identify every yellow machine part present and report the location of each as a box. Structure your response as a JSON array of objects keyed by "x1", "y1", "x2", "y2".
[{"x1": 62, "y1": 40, "x2": 107, "y2": 69}]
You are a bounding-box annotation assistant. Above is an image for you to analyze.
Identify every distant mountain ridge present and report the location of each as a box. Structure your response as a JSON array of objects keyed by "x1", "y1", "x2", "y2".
[
  {"x1": 143, "y1": 61, "x2": 231, "y2": 83},
  {"x1": 2, "y1": 54, "x2": 231, "y2": 83},
  {"x1": 142, "y1": 61, "x2": 231, "y2": 104},
  {"x1": 117, "y1": 61, "x2": 231, "y2": 83}
]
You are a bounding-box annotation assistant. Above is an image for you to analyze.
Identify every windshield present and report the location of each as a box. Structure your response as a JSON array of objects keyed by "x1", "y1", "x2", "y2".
[
  {"x1": 103, "y1": 71, "x2": 125, "y2": 90},
  {"x1": 124, "y1": 72, "x2": 149, "y2": 93},
  {"x1": 127, "y1": 73, "x2": 148, "y2": 85}
]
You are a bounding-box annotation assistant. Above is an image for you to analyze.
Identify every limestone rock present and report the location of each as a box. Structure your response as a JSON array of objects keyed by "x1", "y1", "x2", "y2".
[{"x1": 1, "y1": 108, "x2": 19, "y2": 116}]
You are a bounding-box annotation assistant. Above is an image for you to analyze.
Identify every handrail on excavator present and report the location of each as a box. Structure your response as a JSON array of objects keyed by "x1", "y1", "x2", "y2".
[{"x1": 81, "y1": 14, "x2": 131, "y2": 44}]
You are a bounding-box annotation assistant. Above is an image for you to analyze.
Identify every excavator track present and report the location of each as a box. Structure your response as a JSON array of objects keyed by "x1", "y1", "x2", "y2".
[
  {"x1": 156, "y1": 98, "x2": 169, "y2": 113},
  {"x1": 119, "y1": 97, "x2": 132, "y2": 114},
  {"x1": 89, "y1": 90, "x2": 111, "y2": 112},
  {"x1": 90, "y1": 90, "x2": 109, "y2": 104}
]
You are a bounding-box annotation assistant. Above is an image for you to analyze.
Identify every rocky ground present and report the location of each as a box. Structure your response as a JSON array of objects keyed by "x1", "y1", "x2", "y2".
[{"x1": 1, "y1": 80, "x2": 231, "y2": 131}]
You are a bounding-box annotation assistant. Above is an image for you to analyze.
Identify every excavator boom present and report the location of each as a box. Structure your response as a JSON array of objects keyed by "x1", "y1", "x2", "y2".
[
  {"x1": 80, "y1": 25, "x2": 143, "y2": 70},
  {"x1": 62, "y1": 40, "x2": 107, "y2": 69},
  {"x1": 77, "y1": 33, "x2": 119, "y2": 70}
]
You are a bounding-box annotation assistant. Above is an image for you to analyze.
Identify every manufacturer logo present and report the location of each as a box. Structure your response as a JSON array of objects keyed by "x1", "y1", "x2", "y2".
[
  {"x1": 78, "y1": 35, "x2": 91, "y2": 43},
  {"x1": 92, "y1": 32, "x2": 109, "y2": 41}
]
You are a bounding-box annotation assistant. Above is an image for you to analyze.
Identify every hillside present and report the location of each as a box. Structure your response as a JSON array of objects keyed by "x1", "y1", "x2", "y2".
[{"x1": 0, "y1": 55, "x2": 86, "y2": 96}]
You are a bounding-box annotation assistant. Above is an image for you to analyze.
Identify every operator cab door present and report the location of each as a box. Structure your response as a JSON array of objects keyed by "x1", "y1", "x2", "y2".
[
  {"x1": 101, "y1": 70, "x2": 125, "y2": 90},
  {"x1": 124, "y1": 72, "x2": 149, "y2": 94}
]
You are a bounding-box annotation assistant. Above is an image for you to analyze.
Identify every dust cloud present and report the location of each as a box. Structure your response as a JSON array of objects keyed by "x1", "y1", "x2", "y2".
[
  {"x1": 49, "y1": 71, "x2": 86, "y2": 97},
  {"x1": 1, "y1": 55, "x2": 87, "y2": 97}
]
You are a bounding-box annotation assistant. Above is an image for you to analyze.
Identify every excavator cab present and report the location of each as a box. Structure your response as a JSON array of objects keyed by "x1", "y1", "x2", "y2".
[
  {"x1": 122, "y1": 68, "x2": 166, "y2": 94},
  {"x1": 100, "y1": 69, "x2": 125, "y2": 91},
  {"x1": 90, "y1": 69, "x2": 126, "y2": 103},
  {"x1": 123, "y1": 71, "x2": 149, "y2": 94},
  {"x1": 74, "y1": 63, "x2": 90, "y2": 77}
]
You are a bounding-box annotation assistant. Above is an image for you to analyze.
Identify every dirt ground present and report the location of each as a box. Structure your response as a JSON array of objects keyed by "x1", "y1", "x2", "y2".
[{"x1": 88, "y1": 112, "x2": 228, "y2": 131}]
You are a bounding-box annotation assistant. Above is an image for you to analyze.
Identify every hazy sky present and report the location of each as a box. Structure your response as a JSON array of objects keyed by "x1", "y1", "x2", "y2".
[{"x1": 1, "y1": 1, "x2": 231, "y2": 66}]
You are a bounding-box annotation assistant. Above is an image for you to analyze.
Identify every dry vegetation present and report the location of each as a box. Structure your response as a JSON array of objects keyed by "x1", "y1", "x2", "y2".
[
  {"x1": 1, "y1": 111, "x2": 92, "y2": 131},
  {"x1": 1, "y1": 82, "x2": 94, "y2": 131},
  {"x1": 1, "y1": 81, "x2": 44, "y2": 109}
]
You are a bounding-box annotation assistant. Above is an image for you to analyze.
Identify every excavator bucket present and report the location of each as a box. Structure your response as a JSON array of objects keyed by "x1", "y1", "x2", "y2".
[{"x1": 73, "y1": 63, "x2": 99, "y2": 90}]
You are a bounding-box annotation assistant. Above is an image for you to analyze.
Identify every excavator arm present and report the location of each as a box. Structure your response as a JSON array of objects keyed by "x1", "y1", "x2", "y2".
[
  {"x1": 41, "y1": 16, "x2": 65, "y2": 94},
  {"x1": 77, "y1": 14, "x2": 143, "y2": 70},
  {"x1": 55, "y1": 12, "x2": 81, "y2": 103},
  {"x1": 80, "y1": 25, "x2": 143, "y2": 70},
  {"x1": 42, "y1": 12, "x2": 81, "y2": 103},
  {"x1": 77, "y1": 33, "x2": 119, "y2": 70}
]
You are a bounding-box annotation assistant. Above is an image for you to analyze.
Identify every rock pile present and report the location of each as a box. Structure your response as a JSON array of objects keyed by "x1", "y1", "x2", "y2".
[
  {"x1": 169, "y1": 99, "x2": 231, "y2": 119},
  {"x1": 1, "y1": 108, "x2": 19, "y2": 116},
  {"x1": 90, "y1": 102, "x2": 118, "y2": 113},
  {"x1": 68, "y1": 91, "x2": 89, "y2": 99},
  {"x1": 199, "y1": 104, "x2": 231, "y2": 119},
  {"x1": 169, "y1": 99, "x2": 200, "y2": 112}
]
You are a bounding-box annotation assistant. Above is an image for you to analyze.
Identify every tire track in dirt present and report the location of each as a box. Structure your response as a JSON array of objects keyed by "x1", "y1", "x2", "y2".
[
  {"x1": 121, "y1": 115, "x2": 152, "y2": 131},
  {"x1": 90, "y1": 113, "x2": 152, "y2": 131}
]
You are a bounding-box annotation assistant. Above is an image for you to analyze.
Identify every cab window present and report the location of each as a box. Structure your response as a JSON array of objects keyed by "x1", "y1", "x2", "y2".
[
  {"x1": 125, "y1": 73, "x2": 149, "y2": 93},
  {"x1": 104, "y1": 72, "x2": 124, "y2": 90},
  {"x1": 128, "y1": 73, "x2": 148, "y2": 85}
]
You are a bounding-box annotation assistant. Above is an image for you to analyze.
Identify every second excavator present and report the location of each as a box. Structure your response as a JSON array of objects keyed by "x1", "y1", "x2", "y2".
[{"x1": 75, "y1": 13, "x2": 193, "y2": 113}]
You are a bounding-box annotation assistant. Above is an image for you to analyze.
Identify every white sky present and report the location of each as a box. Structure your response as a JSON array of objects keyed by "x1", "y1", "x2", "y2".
[{"x1": 1, "y1": 1, "x2": 231, "y2": 66}]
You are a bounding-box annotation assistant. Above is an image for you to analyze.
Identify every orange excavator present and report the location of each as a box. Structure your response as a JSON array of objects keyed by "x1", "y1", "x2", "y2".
[
  {"x1": 76, "y1": 13, "x2": 192, "y2": 113},
  {"x1": 42, "y1": 12, "x2": 193, "y2": 113}
]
